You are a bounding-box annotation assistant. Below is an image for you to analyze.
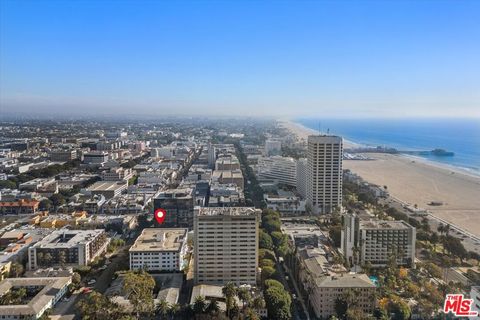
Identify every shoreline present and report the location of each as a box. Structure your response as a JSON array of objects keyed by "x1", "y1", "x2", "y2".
[
  {"x1": 279, "y1": 119, "x2": 480, "y2": 237},
  {"x1": 280, "y1": 119, "x2": 480, "y2": 179},
  {"x1": 278, "y1": 119, "x2": 361, "y2": 149}
]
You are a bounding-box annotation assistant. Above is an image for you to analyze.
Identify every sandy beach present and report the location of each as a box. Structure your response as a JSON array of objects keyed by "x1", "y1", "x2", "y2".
[
  {"x1": 279, "y1": 120, "x2": 359, "y2": 148},
  {"x1": 281, "y1": 120, "x2": 480, "y2": 237}
]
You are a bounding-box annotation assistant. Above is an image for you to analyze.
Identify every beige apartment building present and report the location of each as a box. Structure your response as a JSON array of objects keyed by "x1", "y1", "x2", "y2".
[
  {"x1": 296, "y1": 247, "x2": 376, "y2": 319},
  {"x1": 194, "y1": 206, "x2": 260, "y2": 285},
  {"x1": 341, "y1": 212, "x2": 416, "y2": 268},
  {"x1": 306, "y1": 135, "x2": 343, "y2": 214}
]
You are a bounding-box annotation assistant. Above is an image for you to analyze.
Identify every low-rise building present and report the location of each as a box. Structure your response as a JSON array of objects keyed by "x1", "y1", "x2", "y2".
[
  {"x1": 101, "y1": 167, "x2": 134, "y2": 182},
  {"x1": 28, "y1": 229, "x2": 109, "y2": 270},
  {"x1": 0, "y1": 276, "x2": 71, "y2": 319},
  {"x1": 49, "y1": 149, "x2": 77, "y2": 162},
  {"x1": 295, "y1": 247, "x2": 375, "y2": 319},
  {"x1": 264, "y1": 193, "x2": 305, "y2": 216},
  {"x1": 209, "y1": 183, "x2": 244, "y2": 207},
  {"x1": 19, "y1": 178, "x2": 58, "y2": 196},
  {"x1": 212, "y1": 170, "x2": 244, "y2": 190},
  {"x1": 129, "y1": 228, "x2": 188, "y2": 272},
  {"x1": 86, "y1": 181, "x2": 128, "y2": 199},
  {"x1": 83, "y1": 151, "x2": 109, "y2": 164},
  {"x1": 309, "y1": 274, "x2": 376, "y2": 318},
  {"x1": 0, "y1": 199, "x2": 40, "y2": 215}
]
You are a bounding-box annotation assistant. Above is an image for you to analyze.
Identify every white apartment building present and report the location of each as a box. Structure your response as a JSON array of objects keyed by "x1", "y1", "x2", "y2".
[
  {"x1": 28, "y1": 230, "x2": 109, "y2": 270},
  {"x1": 129, "y1": 228, "x2": 188, "y2": 272},
  {"x1": 101, "y1": 167, "x2": 134, "y2": 182},
  {"x1": 257, "y1": 156, "x2": 297, "y2": 187},
  {"x1": 49, "y1": 149, "x2": 77, "y2": 162},
  {"x1": 264, "y1": 139, "x2": 282, "y2": 156},
  {"x1": 306, "y1": 135, "x2": 343, "y2": 214},
  {"x1": 194, "y1": 207, "x2": 260, "y2": 285},
  {"x1": 83, "y1": 151, "x2": 109, "y2": 164},
  {"x1": 341, "y1": 213, "x2": 416, "y2": 268},
  {"x1": 86, "y1": 181, "x2": 128, "y2": 199}
]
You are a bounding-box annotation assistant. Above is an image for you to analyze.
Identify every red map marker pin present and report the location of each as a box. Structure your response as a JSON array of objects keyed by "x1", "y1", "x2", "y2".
[{"x1": 154, "y1": 208, "x2": 166, "y2": 224}]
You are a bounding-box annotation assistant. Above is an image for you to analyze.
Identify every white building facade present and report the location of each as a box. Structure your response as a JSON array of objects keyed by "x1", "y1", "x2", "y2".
[{"x1": 129, "y1": 228, "x2": 188, "y2": 272}]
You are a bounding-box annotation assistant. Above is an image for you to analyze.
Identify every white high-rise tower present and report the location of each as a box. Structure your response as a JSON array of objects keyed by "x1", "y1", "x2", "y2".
[{"x1": 306, "y1": 135, "x2": 343, "y2": 214}]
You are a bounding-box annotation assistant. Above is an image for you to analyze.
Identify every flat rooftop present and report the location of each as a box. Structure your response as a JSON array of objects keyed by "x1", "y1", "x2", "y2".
[
  {"x1": 195, "y1": 206, "x2": 260, "y2": 217},
  {"x1": 307, "y1": 135, "x2": 343, "y2": 143},
  {"x1": 155, "y1": 188, "x2": 193, "y2": 199},
  {"x1": 87, "y1": 181, "x2": 126, "y2": 191},
  {"x1": 130, "y1": 228, "x2": 187, "y2": 252},
  {"x1": 0, "y1": 277, "x2": 71, "y2": 317},
  {"x1": 33, "y1": 229, "x2": 105, "y2": 249},
  {"x1": 315, "y1": 273, "x2": 376, "y2": 288},
  {"x1": 360, "y1": 220, "x2": 412, "y2": 230}
]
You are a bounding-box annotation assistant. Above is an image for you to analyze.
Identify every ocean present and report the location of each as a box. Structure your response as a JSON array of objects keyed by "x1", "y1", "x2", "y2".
[{"x1": 296, "y1": 118, "x2": 480, "y2": 175}]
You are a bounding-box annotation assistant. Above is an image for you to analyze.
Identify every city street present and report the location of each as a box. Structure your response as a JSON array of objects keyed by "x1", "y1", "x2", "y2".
[{"x1": 276, "y1": 260, "x2": 309, "y2": 320}]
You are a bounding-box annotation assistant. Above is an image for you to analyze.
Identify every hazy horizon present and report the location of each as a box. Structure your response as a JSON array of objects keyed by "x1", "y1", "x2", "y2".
[{"x1": 1, "y1": 0, "x2": 479, "y2": 118}]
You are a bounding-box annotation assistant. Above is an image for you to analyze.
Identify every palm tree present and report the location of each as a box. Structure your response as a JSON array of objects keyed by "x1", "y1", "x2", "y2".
[
  {"x1": 252, "y1": 296, "x2": 265, "y2": 313},
  {"x1": 156, "y1": 300, "x2": 169, "y2": 319},
  {"x1": 430, "y1": 232, "x2": 439, "y2": 251},
  {"x1": 236, "y1": 287, "x2": 252, "y2": 309},
  {"x1": 192, "y1": 295, "x2": 206, "y2": 319},
  {"x1": 437, "y1": 224, "x2": 445, "y2": 235},
  {"x1": 222, "y1": 282, "x2": 237, "y2": 318},
  {"x1": 168, "y1": 303, "x2": 180, "y2": 320},
  {"x1": 445, "y1": 224, "x2": 451, "y2": 236},
  {"x1": 205, "y1": 300, "x2": 219, "y2": 316}
]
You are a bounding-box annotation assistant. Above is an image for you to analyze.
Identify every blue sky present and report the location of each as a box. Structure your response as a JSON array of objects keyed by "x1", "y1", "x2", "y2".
[{"x1": 1, "y1": 0, "x2": 479, "y2": 118}]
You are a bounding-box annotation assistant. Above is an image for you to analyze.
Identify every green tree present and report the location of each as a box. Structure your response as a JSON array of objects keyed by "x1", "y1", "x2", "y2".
[
  {"x1": 329, "y1": 225, "x2": 342, "y2": 247},
  {"x1": 58, "y1": 250, "x2": 67, "y2": 266},
  {"x1": 259, "y1": 258, "x2": 275, "y2": 268},
  {"x1": 43, "y1": 252, "x2": 53, "y2": 267},
  {"x1": 259, "y1": 230, "x2": 274, "y2": 250},
  {"x1": 50, "y1": 193, "x2": 66, "y2": 209},
  {"x1": 169, "y1": 303, "x2": 181, "y2": 320},
  {"x1": 156, "y1": 300, "x2": 170, "y2": 319},
  {"x1": 9, "y1": 262, "x2": 24, "y2": 277},
  {"x1": 261, "y1": 266, "x2": 276, "y2": 283},
  {"x1": 222, "y1": 282, "x2": 237, "y2": 318},
  {"x1": 205, "y1": 300, "x2": 219, "y2": 316},
  {"x1": 346, "y1": 307, "x2": 367, "y2": 320},
  {"x1": 237, "y1": 286, "x2": 252, "y2": 309},
  {"x1": 443, "y1": 236, "x2": 468, "y2": 262},
  {"x1": 258, "y1": 248, "x2": 276, "y2": 261},
  {"x1": 389, "y1": 298, "x2": 411, "y2": 320},
  {"x1": 0, "y1": 180, "x2": 17, "y2": 190},
  {"x1": 76, "y1": 291, "x2": 124, "y2": 320},
  {"x1": 264, "y1": 284, "x2": 291, "y2": 320},
  {"x1": 122, "y1": 270, "x2": 156, "y2": 317},
  {"x1": 39, "y1": 199, "x2": 53, "y2": 211},
  {"x1": 192, "y1": 295, "x2": 206, "y2": 318},
  {"x1": 271, "y1": 231, "x2": 288, "y2": 248}
]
